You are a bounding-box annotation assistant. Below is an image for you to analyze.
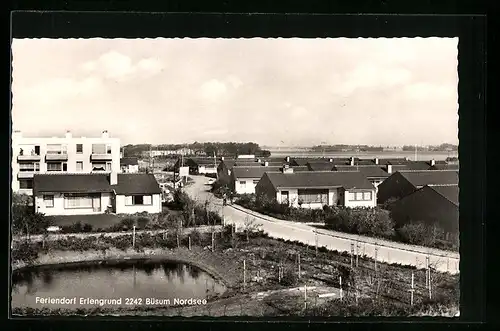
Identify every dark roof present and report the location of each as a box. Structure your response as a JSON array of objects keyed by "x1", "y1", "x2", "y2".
[
  {"x1": 264, "y1": 171, "x2": 374, "y2": 190},
  {"x1": 399, "y1": 170, "x2": 459, "y2": 187},
  {"x1": 292, "y1": 158, "x2": 331, "y2": 166},
  {"x1": 232, "y1": 167, "x2": 281, "y2": 179},
  {"x1": 120, "y1": 157, "x2": 138, "y2": 166},
  {"x1": 33, "y1": 174, "x2": 113, "y2": 195},
  {"x1": 404, "y1": 161, "x2": 433, "y2": 170},
  {"x1": 189, "y1": 158, "x2": 218, "y2": 166},
  {"x1": 307, "y1": 162, "x2": 335, "y2": 171},
  {"x1": 33, "y1": 173, "x2": 162, "y2": 196},
  {"x1": 335, "y1": 165, "x2": 390, "y2": 178},
  {"x1": 428, "y1": 185, "x2": 459, "y2": 206},
  {"x1": 430, "y1": 163, "x2": 459, "y2": 171},
  {"x1": 113, "y1": 173, "x2": 162, "y2": 195}
]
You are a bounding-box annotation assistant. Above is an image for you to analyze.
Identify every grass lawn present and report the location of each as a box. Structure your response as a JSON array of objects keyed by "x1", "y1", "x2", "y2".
[{"x1": 49, "y1": 214, "x2": 123, "y2": 228}]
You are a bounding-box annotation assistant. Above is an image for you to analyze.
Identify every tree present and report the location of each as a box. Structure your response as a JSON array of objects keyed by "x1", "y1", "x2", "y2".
[
  {"x1": 12, "y1": 199, "x2": 52, "y2": 239},
  {"x1": 243, "y1": 216, "x2": 262, "y2": 242}
]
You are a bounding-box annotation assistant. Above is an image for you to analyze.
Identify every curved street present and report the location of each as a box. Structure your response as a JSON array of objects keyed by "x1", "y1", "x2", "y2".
[{"x1": 184, "y1": 175, "x2": 460, "y2": 274}]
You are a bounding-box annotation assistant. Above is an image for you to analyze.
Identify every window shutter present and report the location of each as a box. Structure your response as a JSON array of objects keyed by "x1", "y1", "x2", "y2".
[
  {"x1": 143, "y1": 195, "x2": 152, "y2": 205},
  {"x1": 125, "y1": 196, "x2": 133, "y2": 205}
]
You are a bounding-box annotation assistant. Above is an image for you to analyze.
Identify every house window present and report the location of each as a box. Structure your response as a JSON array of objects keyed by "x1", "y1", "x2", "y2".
[
  {"x1": 240, "y1": 181, "x2": 246, "y2": 186},
  {"x1": 76, "y1": 161, "x2": 83, "y2": 171},
  {"x1": 19, "y1": 162, "x2": 40, "y2": 172},
  {"x1": 106, "y1": 162, "x2": 112, "y2": 171},
  {"x1": 298, "y1": 189, "x2": 329, "y2": 204},
  {"x1": 47, "y1": 162, "x2": 62, "y2": 172},
  {"x1": 34, "y1": 146, "x2": 40, "y2": 155},
  {"x1": 43, "y1": 195, "x2": 54, "y2": 208},
  {"x1": 92, "y1": 144, "x2": 106, "y2": 154},
  {"x1": 47, "y1": 144, "x2": 67, "y2": 154},
  {"x1": 19, "y1": 179, "x2": 33, "y2": 189},
  {"x1": 253, "y1": 180, "x2": 260, "y2": 185},
  {"x1": 125, "y1": 195, "x2": 153, "y2": 205},
  {"x1": 76, "y1": 144, "x2": 83, "y2": 153},
  {"x1": 63, "y1": 162, "x2": 68, "y2": 172},
  {"x1": 64, "y1": 193, "x2": 95, "y2": 209},
  {"x1": 348, "y1": 191, "x2": 373, "y2": 201},
  {"x1": 106, "y1": 145, "x2": 112, "y2": 154}
]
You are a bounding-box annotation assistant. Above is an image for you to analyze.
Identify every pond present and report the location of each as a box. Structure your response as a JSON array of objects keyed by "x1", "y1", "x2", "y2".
[{"x1": 11, "y1": 260, "x2": 226, "y2": 310}]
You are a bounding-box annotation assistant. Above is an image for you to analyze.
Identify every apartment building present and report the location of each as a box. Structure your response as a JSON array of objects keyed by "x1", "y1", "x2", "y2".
[{"x1": 12, "y1": 130, "x2": 120, "y2": 195}]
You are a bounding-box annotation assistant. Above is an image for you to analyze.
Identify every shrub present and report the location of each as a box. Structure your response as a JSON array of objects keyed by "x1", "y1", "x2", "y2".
[
  {"x1": 396, "y1": 221, "x2": 442, "y2": 246},
  {"x1": 82, "y1": 223, "x2": 93, "y2": 233},
  {"x1": 136, "y1": 217, "x2": 150, "y2": 229},
  {"x1": 120, "y1": 217, "x2": 136, "y2": 230},
  {"x1": 281, "y1": 267, "x2": 299, "y2": 286},
  {"x1": 12, "y1": 241, "x2": 39, "y2": 263}
]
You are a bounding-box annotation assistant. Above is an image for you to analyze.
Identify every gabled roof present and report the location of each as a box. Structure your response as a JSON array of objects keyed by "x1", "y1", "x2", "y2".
[
  {"x1": 113, "y1": 173, "x2": 162, "y2": 195},
  {"x1": 33, "y1": 173, "x2": 114, "y2": 196},
  {"x1": 307, "y1": 162, "x2": 335, "y2": 171},
  {"x1": 232, "y1": 167, "x2": 281, "y2": 179},
  {"x1": 233, "y1": 166, "x2": 309, "y2": 179},
  {"x1": 398, "y1": 170, "x2": 459, "y2": 187},
  {"x1": 33, "y1": 173, "x2": 162, "y2": 196},
  {"x1": 264, "y1": 171, "x2": 374, "y2": 190},
  {"x1": 291, "y1": 158, "x2": 332, "y2": 166},
  {"x1": 428, "y1": 185, "x2": 459, "y2": 206},
  {"x1": 120, "y1": 157, "x2": 138, "y2": 166},
  {"x1": 334, "y1": 165, "x2": 390, "y2": 178},
  {"x1": 430, "y1": 163, "x2": 459, "y2": 171}
]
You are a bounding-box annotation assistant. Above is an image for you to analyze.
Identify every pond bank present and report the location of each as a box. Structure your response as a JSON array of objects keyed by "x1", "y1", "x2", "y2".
[{"x1": 12, "y1": 247, "x2": 238, "y2": 290}]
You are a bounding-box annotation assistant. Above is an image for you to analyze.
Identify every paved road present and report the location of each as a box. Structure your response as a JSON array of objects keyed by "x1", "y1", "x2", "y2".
[{"x1": 184, "y1": 175, "x2": 460, "y2": 274}]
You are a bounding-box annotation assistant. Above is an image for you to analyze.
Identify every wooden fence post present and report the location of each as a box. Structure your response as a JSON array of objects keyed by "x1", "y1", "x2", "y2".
[
  {"x1": 298, "y1": 253, "x2": 301, "y2": 279},
  {"x1": 410, "y1": 271, "x2": 415, "y2": 306}
]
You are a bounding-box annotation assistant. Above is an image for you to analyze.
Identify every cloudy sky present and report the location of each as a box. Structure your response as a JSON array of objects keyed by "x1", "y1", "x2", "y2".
[{"x1": 11, "y1": 38, "x2": 458, "y2": 146}]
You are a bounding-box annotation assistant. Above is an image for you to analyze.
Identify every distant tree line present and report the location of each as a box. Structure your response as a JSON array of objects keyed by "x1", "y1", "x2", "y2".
[
  {"x1": 122, "y1": 142, "x2": 270, "y2": 158},
  {"x1": 402, "y1": 144, "x2": 458, "y2": 152}
]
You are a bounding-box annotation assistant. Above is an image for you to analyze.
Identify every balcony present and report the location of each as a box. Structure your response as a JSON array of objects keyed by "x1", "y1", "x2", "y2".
[
  {"x1": 17, "y1": 154, "x2": 41, "y2": 162},
  {"x1": 91, "y1": 153, "x2": 113, "y2": 161},
  {"x1": 18, "y1": 172, "x2": 38, "y2": 179},
  {"x1": 46, "y1": 153, "x2": 68, "y2": 161}
]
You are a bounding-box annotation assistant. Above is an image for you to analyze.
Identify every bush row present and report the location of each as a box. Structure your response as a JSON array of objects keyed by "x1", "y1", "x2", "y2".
[
  {"x1": 11, "y1": 225, "x2": 264, "y2": 264},
  {"x1": 235, "y1": 194, "x2": 458, "y2": 252}
]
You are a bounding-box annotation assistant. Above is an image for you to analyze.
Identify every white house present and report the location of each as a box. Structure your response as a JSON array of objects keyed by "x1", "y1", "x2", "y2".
[
  {"x1": 255, "y1": 167, "x2": 376, "y2": 209},
  {"x1": 33, "y1": 172, "x2": 162, "y2": 216},
  {"x1": 11, "y1": 130, "x2": 121, "y2": 195},
  {"x1": 120, "y1": 157, "x2": 139, "y2": 173},
  {"x1": 231, "y1": 165, "x2": 309, "y2": 195}
]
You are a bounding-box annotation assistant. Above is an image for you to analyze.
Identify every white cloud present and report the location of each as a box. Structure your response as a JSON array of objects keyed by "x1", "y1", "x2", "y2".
[
  {"x1": 200, "y1": 79, "x2": 228, "y2": 101},
  {"x1": 137, "y1": 57, "x2": 164, "y2": 75},
  {"x1": 332, "y1": 64, "x2": 413, "y2": 96},
  {"x1": 82, "y1": 51, "x2": 164, "y2": 81},
  {"x1": 226, "y1": 75, "x2": 243, "y2": 89},
  {"x1": 17, "y1": 76, "x2": 103, "y2": 105},
  {"x1": 404, "y1": 82, "x2": 457, "y2": 100}
]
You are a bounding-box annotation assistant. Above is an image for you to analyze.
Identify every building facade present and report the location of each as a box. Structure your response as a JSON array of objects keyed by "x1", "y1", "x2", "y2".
[
  {"x1": 255, "y1": 169, "x2": 377, "y2": 209},
  {"x1": 12, "y1": 130, "x2": 120, "y2": 195},
  {"x1": 33, "y1": 173, "x2": 162, "y2": 216}
]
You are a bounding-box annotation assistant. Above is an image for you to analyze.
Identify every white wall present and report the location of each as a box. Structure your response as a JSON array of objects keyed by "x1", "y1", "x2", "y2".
[
  {"x1": 35, "y1": 192, "x2": 113, "y2": 216},
  {"x1": 115, "y1": 194, "x2": 162, "y2": 214},
  {"x1": 343, "y1": 189, "x2": 377, "y2": 208},
  {"x1": 198, "y1": 166, "x2": 217, "y2": 174},
  {"x1": 12, "y1": 132, "x2": 121, "y2": 193},
  {"x1": 234, "y1": 178, "x2": 259, "y2": 194}
]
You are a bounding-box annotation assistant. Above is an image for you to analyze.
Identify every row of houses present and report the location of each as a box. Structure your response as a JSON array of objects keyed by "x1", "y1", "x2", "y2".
[
  {"x1": 12, "y1": 131, "x2": 162, "y2": 216},
  {"x1": 210, "y1": 155, "x2": 459, "y2": 238}
]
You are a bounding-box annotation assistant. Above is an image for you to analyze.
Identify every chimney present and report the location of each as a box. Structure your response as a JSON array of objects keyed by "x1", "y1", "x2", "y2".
[
  {"x1": 257, "y1": 158, "x2": 262, "y2": 163},
  {"x1": 220, "y1": 156, "x2": 224, "y2": 161},
  {"x1": 387, "y1": 164, "x2": 393, "y2": 174},
  {"x1": 283, "y1": 164, "x2": 294, "y2": 174},
  {"x1": 65, "y1": 130, "x2": 72, "y2": 139},
  {"x1": 350, "y1": 157, "x2": 355, "y2": 166},
  {"x1": 430, "y1": 159, "x2": 436, "y2": 166},
  {"x1": 110, "y1": 171, "x2": 118, "y2": 185},
  {"x1": 286, "y1": 156, "x2": 290, "y2": 162},
  {"x1": 264, "y1": 161, "x2": 269, "y2": 167},
  {"x1": 374, "y1": 157, "x2": 379, "y2": 165},
  {"x1": 329, "y1": 158, "x2": 333, "y2": 163},
  {"x1": 102, "y1": 130, "x2": 109, "y2": 139}
]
